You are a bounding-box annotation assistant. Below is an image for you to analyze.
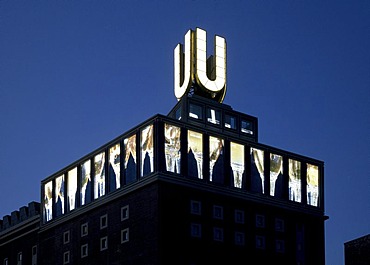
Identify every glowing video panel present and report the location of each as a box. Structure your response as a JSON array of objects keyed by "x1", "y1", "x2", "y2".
[
  {"x1": 124, "y1": 134, "x2": 136, "y2": 184},
  {"x1": 94, "y1": 152, "x2": 105, "y2": 199},
  {"x1": 55, "y1": 175, "x2": 65, "y2": 216},
  {"x1": 251, "y1": 148, "x2": 264, "y2": 194},
  {"x1": 289, "y1": 159, "x2": 301, "y2": 202},
  {"x1": 80, "y1": 159, "x2": 91, "y2": 205},
  {"x1": 164, "y1": 123, "x2": 181, "y2": 173},
  {"x1": 230, "y1": 142, "x2": 244, "y2": 188},
  {"x1": 270, "y1": 153, "x2": 283, "y2": 197},
  {"x1": 141, "y1": 124, "x2": 154, "y2": 177},
  {"x1": 109, "y1": 143, "x2": 121, "y2": 190},
  {"x1": 209, "y1": 136, "x2": 224, "y2": 183},
  {"x1": 67, "y1": 167, "x2": 77, "y2": 211},
  {"x1": 43, "y1": 180, "x2": 53, "y2": 222},
  {"x1": 188, "y1": 130, "x2": 203, "y2": 179},
  {"x1": 307, "y1": 163, "x2": 319, "y2": 207}
]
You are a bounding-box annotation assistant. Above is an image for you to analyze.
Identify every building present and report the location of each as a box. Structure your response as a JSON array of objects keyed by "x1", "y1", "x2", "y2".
[
  {"x1": 0, "y1": 27, "x2": 327, "y2": 265},
  {"x1": 345, "y1": 234, "x2": 370, "y2": 265}
]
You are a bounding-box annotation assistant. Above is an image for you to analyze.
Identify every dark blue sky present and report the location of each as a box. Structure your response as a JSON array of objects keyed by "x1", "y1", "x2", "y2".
[{"x1": 1, "y1": 1, "x2": 369, "y2": 264}]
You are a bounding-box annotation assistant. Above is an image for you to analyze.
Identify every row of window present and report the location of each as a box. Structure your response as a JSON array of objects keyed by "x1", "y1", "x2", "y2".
[
  {"x1": 3, "y1": 246, "x2": 37, "y2": 265},
  {"x1": 190, "y1": 223, "x2": 285, "y2": 252},
  {"x1": 190, "y1": 200, "x2": 285, "y2": 232},
  {"x1": 43, "y1": 121, "x2": 321, "y2": 223}
]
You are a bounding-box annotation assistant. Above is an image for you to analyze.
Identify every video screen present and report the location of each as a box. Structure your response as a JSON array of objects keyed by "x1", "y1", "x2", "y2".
[
  {"x1": 230, "y1": 142, "x2": 244, "y2": 188},
  {"x1": 109, "y1": 143, "x2": 121, "y2": 190},
  {"x1": 124, "y1": 134, "x2": 136, "y2": 184},
  {"x1": 94, "y1": 152, "x2": 106, "y2": 199},
  {"x1": 141, "y1": 124, "x2": 154, "y2": 177},
  {"x1": 55, "y1": 175, "x2": 65, "y2": 216},
  {"x1": 68, "y1": 167, "x2": 77, "y2": 211},
  {"x1": 188, "y1": 130, "x2": 203, "y2": 179},
  {"x1": 209, "y1": 136, "x2": 224, "y2": 184},
  {"x1": 164, "y1": 123, "x2": 181, "y2": 173},
  {"x1": 81, "y1": 159, "x2": 91, "y2": 205}
]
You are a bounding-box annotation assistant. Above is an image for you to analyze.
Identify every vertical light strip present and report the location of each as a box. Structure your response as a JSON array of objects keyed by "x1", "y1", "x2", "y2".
[{"x1": 174, "y1": 30, "x2": 192, "y2": 100}]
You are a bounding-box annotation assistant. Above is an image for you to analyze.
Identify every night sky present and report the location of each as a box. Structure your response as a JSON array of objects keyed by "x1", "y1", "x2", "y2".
[{"x1": 1, "y1": 1, "x2": 369, "y2": 264}]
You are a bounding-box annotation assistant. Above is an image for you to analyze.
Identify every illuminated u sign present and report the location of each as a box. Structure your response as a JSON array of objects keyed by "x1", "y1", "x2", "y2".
[{"x1": 174, "y1": 28, "x2": 227, "y2": 103}]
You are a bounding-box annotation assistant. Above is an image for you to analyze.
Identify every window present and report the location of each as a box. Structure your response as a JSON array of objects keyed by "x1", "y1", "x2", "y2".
[
  {"x1": 209, "y1": 136, "x2": 224, "y2": 184},
  {"x1": 251, "y1": 148, "x2": 264, "y2": 194},
  {"x1": 17, "y1": 253, "x2": 22, "y2": 265},
  {"x1": 256, "y1": 214, "x2": 265, "y2": 228},
  {"x1": 191, "y1": 223, "x2": 201, "y2": 238},
  {"x1": 63, "y1": 230, "x2": 70, "y2": 244},
  {"x1": 43, "y1": 180, "x2": 53, "y2": 222},
  {"x1": 256, "y1": 235, "x2": 266, "y2": 249},
  {"x1": 94, "y1": 152, "x2": 106, "y2": 199},
  {"x1": 307, "y1": 163, "x2": 319, "y2": 207},
  {"x1": 109, "y1": 143, "x2": 121, "y2": 190},
  {"x1": 81, "y1": 244, "x2": 88, "y2": 258},
  {"x1": 80, "y1": 159, "x2": 91, "y2": 205},
  {"x1": 141, "y1": 124, "x2": 154, "y2": 177},
  {"x1": 224, "y1": 114, "x2": 236, "y2": 129},
  {"x1": 187, "y1": 130, "x2": 203, "y2": 179},
  {"x1": 241, "y1": 119, "x2": 253, "y2": 135},
  {"x1": 230, "y1": 142, "x2": 244, "y2": 188},
  {"x1": 32, "y1": 246, "x2": 37, "y2": 265},
  {"x1": 81, "y1": 223, "x2": 88, "y2": 237},
  {"x1": 3, "y1": 259, "x2": 8, "y2": 265},
  {"x1": 189, "y1": 103, "x2": 203, "y2": 119},
  {"x1": 67, "y1": 167, "x2": 78, "y2": 211},
  {"x1": 190, "y1": 200, "x2": 201, "y2": 215},
  {"x1": 275, "y1": 218, "x2": 285, "y2": 232},
  {"x1": 55, "y1": 174, "x2": 65, "y2": 216},
  {"x1": 121, "y1": 228, "x2": 129, "y2": 243},
  {"x1": 124, "y1": 134, "x2": 137, "y2": 184},
  {"x1": 235, "y1": 209, "x2": 245, "y2": 224},
  {"x1": 121, "y1": 205, "x2": 129, "y2": 221},
  {"x1": 207, "y1": 108, "x2": 221, "y2": 125},
  {"x1": 289, "y1": 159, "x2": 302, "y2": 203},
  {"x1": 100, "y1": 237, "x2": 108, "y2": 251},
  {"x1": 213, "y1": 205, "x2": 223, "y2": 220},
  {"x1": 270, "y1": 153, "x2": 283, "y2": 197},
  {"x1": 100, "y1": 214, "x2": 108, "y2": 229},
  {"x1": 63, "y1": 251, "x2": 70, "y2": 264},
  {"x1": 213, "y1": 227, "x2": 224, "y2": 242},
  {"x1": 235, "y1": 232, "x2": 245, "y2": 246},
  {"x1": 276, "y1": 239, "x2": 285, "y2": 253}
]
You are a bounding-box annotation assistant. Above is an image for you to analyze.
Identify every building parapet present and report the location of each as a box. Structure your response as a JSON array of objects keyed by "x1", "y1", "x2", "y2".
[{"x1": 0, "y1": 201, "x2": 40, "y2": 232}]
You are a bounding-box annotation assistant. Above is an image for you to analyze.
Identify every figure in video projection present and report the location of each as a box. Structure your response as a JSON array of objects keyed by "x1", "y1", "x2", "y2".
[
  {"x1": 141, "y1": 125, "x2": 154, "y2": 176},
  {"x1": 55, "y1": 175, "x2": 65, "y2": 216},
  {"x1": 230, "y1": 142, "x2": 244, "y2": 188},
  {"x1": 289, "y1": 159, "x2": 301, "y2": 202},
  {"x1": 251, "y1": 148, "x2": 264, "y2": 194},
  {"x1": 44, "y1": 181, "x2": 53, "y2": 222},
  {"x1": 164, "y1": 124, "x2": 181, "y2": 173},
  {"x1": 81, "y1": 160, "x2": 91, "y2": 205},
  {"x1": 94, "y1": 152, "x2": 106, "y2": 198},
  {"x1": 209, "y1": 136, "x2": 224, "y2": 184},
  {"x1": 188, "y1": 130, "x2": 203, "y2": 179},
  {"x1": 109, "y1": 144, "x2": 121, "y2": 190},
  {"x1": 270, "y1": 153, "x2": 283, "y2": 196},
  {"x1": 307, "y1": 164, "x2": 319, "y2": 206},
  {"x1": 124, "y1": 135, "x2": 137, "y2": 184}
]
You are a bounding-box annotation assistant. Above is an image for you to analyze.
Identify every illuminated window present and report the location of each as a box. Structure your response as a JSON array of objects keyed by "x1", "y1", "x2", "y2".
[
  {"x1": 109, "y1": 143, "x2": 121, "y2": 190},
  {"x1": 209, "y1": 136, "x2": 224, "y2": 184},
  {"x1": 235, "y1": 209, "x2": 245, "y2": 224},
  {"x1": 81, "y1": 223, "x2": 88, "y2": 237},
  {"x1": 141, "y1": 124, "x2": 154, "y2": 177},
  {"x1": 256, "y1": 235, "x2": 266, "y2": 249},
  {"x1": 81, "y1": 244, "x2": 88, "y2": 258},
  {"x1": 307, "y1": 163, "x2": 319, "y2": 207},
  {"x1": 207, "y1": 108, "x2": 221, "y2": 125},
  {"x1": 241, "y1": 120, "x2": 253, "y2": 135},
  {"x1": 235, "y1": 232, "x2": 245, "y2": 246},
  {"x1": 121, "y1": 205, "x2": 129, "y2": 221},
  {"x1": 4, "y1": 258, "x2": 8, "y2": 265},
  {"x1": 80, "y1": 160, "x2": 91, "y2": 206},
  {"x1": 270, "y1": 153, "x2": 283, "y2": 197},
  {"x1": 189, "y1": 103, "x2": 203, "y2": 119},
  {"x1": 67, "y1": 167, "x2": 77, "y2": 211},
  {"x1": 188, "y1": 130, "x2": 203, "y2": 179},
  {"x1": 289, "y1": 159, "x2": 301, "y2": 203},
  {"x1": 94, "y1": 152, "x2": 106, "y2": 199},
  {"x1": 225, "y1": 114, "x2": 236, "y2": 129},
  {"x1": 213, "y1": 205, "x2": 223, "y2": 220},
  {"x1": 43, "y1": 180, "x2": 53, "y2": 222},
  {"x1": 121, "y1": 228, "x2": 129, "y2": 243},
  {"x1": 164, "y1": 123, "x2": 181, "y2": 174},
  {"x1": 63, "y1": 251, "x2": 70, "y2": 264},
  {"x1": 230, "y1": 142, "x2": 244, "y2": 188},
  {"x1": 190, "y1": 200, "x2": 201, "y2": 215},
  {"x1": 100, "y1": 214, "x2": 108, "y2": 229},
  {"x1": 55, "y1": 175, "x2": 65, "y2": 216},
  {"x1": 251, "y1": 148, "x2": 265, "y2": 194},
  {"x1": 124, "y1": 134, "x2": 137, "y2": 184},
  {"x1": 175, "y1": 107, "x2": 181, "y2": 120},
  {"x1": 100, "y1": 237, "x2": 108, "y2": 251},
  {"x1": 213, "y1": 227, "x2": 224, "y2": 242},
  {"x1": 256, "y1": 214, "x2": 265, "y2": 228},
  {"x1": 17, "y1": 252, "x2": 22, "y2": 265},
  {"x1": 191, "y1": 223, "x2": 201, "y2": 238}
]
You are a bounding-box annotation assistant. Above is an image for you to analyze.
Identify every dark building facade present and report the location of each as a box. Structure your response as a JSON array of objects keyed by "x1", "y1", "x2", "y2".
[
  {"x1": 0, "y1": 27, "x2": 327, "y2": 265},
  {"x1": 345, "y1": 234, "x2": 370, "y2": 265}
]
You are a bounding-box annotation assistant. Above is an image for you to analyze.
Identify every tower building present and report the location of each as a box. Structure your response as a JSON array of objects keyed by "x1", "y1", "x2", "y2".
[{"x1": 0, "y1": 27, "x2": 327, "y2": 265}]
